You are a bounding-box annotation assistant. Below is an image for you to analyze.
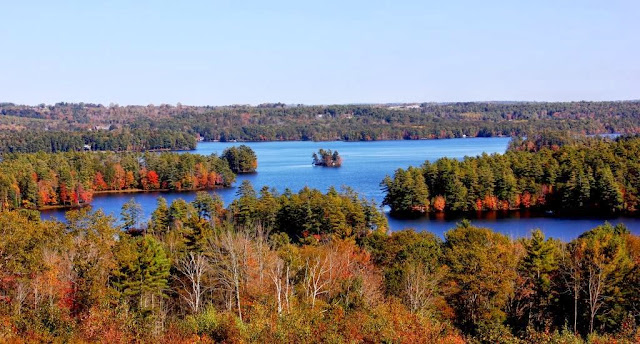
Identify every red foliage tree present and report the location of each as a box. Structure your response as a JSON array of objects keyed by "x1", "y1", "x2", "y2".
[
  {"x1": 521, "y1": 192, "x2": 532, "y2": 208},
  {"x1": 433, "y1": 196, "x2": 446, "y2": 212},
  {"x1": 93, "y1": 172, "x2": 108, "y2": 191},
  {"x1": 483, "y1": 194, "x2": 498, "y2": 210},
  {"x1": 147, "y1": 170, "x2": 160, "y2": 189},
  {"x1": 112, "y1": 164, "x2": 126, "y2": 190}
]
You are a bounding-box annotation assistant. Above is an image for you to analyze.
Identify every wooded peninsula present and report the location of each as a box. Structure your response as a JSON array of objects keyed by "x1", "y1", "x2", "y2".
[{"x1": 382, "y1": 134, "x2": 640, "y2": 217}]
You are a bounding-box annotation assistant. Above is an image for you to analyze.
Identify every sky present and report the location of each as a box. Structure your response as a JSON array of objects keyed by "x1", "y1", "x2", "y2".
[{"x1": 1, "y1": 0, "x2": 638, "y2": 106}]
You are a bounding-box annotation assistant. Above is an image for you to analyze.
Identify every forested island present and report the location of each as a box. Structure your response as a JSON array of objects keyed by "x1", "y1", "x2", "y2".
[
  {"x1": 221, "y1": 145, "x2": 258, "y2": 173},
  {"x1": 2, "y1": 101, "x2": 640, "y2": 150},
  {"x1": 382, "y1": 134, "x2": 640, "y2": 217},
  {"x1": 0, "y1": 182, "x2": 639, "y2": 342},
  {"x1": 312, "y1": 149, "x2": 342, "y2": 167}
]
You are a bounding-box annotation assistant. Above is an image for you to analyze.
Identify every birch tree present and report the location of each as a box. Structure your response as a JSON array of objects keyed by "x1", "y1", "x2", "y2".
[{"x1": 176, "y1": 251, "x2": 209, "y2": 314}]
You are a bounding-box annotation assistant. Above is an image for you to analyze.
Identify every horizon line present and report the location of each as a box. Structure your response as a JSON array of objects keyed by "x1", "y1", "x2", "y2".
[{"x1": 2, "y1": 99, "x2": 640, "y2": 108}]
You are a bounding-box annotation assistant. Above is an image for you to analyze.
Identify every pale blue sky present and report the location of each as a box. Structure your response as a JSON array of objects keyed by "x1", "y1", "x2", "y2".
[{"x1": 1, "y1": 0, "x2": 638, "y2": 105}]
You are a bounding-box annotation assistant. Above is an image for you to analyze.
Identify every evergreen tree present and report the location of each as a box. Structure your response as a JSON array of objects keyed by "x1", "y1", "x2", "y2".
[
  {"x1": 515, "y1": 229, "x2": 560, "y2": 332},
  {"x1": 113, "y1": 235, "x2": 171, "y2": 310},
  {"x1": 595, "y1": 166, "x2": 624, "y2": 212},
  {"x1": 121, "y1": 198, "x2": 143, "y2": 232},
  {"x1": 150, "y1": 197, "x2": 169, "y2": 233}
]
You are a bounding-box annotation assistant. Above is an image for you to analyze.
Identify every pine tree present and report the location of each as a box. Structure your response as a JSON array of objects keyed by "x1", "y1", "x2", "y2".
[
  {"x1": 121, "y1": 198, "x2": 142, "y2": 232},
  {"x1": 150, "y1": 197, "x2": 169, "y2": 233},
  {"x1": 113, "y1": 235, "x2": 171, "y2": 310},
  {"x1": 595, "y1": 166, "x2": 623, "y2": 212}
]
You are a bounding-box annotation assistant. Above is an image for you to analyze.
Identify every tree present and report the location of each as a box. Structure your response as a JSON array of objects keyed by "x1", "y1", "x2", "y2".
[
  {"x1": 93, "y1": 172, "x2": 108, "y2": 191},
  {"x1": 192, "y1": 191, "x2": 222, "y2": 222},
  {"x1": 232, "y1": 180, "x2": 258, "y2": 227},
  {"x1": 222, "y1": 145, "x2": 257, "y2": 173},
  {"x1": 176, "y1": 251, "x2": 209, "y2": 314},
  {"x1": 302, "y1": 245, "x2": 338, "y2": 308},
  {"x1": 146, "y1": 170, "x2": 160, "y2": 190},
  {"x1": 404, "y1": 262, "x2": 446, "y2": 314},
  {"x1": 121, "y1": 198, "x2": 142, "y2": 232},
  {"x1": 595, "y1": 166, "x2": 624, "y2": 212},
  {"x1": 560, "y1": 239, "x2": 585, "y2": 334},
  {"x1": 150, "y1": 197, "x2": 169, "y2": 233},
  {"x1": 443, "y1": 221, "x2": 517, "y2": 333},
  {"x1": 65, "y1": 209, "x2": 119, "y2": 316},
  {"x1": 579, "y1": 224, "x2": 632, "y2": 333},
  {"x1": 381, "y1": 167, "x2": 429, "y2": 215},
  {"x1": 515, "y1": 229, "x2": 560, "y2": 331},
  {"x1": 208, "y1": 228, "x2": 249, "y2": 321},
  {"x1": 112, "y1": 235, "x2": 170, "y2": 310},
  {"x1": 560, "y1": 169, "x2": 592, "y2": 210}
]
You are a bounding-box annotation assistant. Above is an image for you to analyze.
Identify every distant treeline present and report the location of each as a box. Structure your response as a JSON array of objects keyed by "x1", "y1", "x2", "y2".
[
  {"x1": 382, "y1": 135, "x2": 640, "y2": 216},
  {"x1": 0, "y1": 129, "x2": 196, "y2": 153},
  {"x1": 0, "y1": 151, "x2": 235, "y2": 209},
  {"x1": 2, "y1": 101, "x2": 640, "y2": 142}
]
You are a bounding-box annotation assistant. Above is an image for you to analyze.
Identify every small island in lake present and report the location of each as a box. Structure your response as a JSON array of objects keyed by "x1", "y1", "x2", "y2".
[
  {"x1": 312, "y1": 149, "x2": 342, "y2": 167},
  {"x1": 222, "y1": 145, "x2": 258, "y2": 173}
]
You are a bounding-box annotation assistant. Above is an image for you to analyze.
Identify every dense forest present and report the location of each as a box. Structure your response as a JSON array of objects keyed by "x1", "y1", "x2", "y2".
[
  {"x1": 382, "y1": 135, "x2": 640, "y2": 216},
  {"x1": 0, "y1": 151, "x2": 235, "y2": 210},
  {"x1": 0, "y1": 182, "x2": 639, "y2": 343},
  {"x1": 2, "y1": 101, "x2": 640, "y2": 146},
  {"x1": 312, "y1": 149, "x2": 342, "y2": 167},
  {"x1": 0, "y1": 130, "x2": 196, "y2": 153}
]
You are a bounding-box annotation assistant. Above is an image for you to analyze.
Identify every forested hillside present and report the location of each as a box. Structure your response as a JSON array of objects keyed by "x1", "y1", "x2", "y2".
[
  {"x1": 2, "y1": 101, "x2": 640, "y2": 146},
  {"x1": 0, "y1": 129, "x2": 196, "y2": 153},
  {"x1": 382, "y1": 135, "x2": 640, "y2": 216},
  {"x1": 0, "y1": 183, "x2": 639, "y2": 342}
]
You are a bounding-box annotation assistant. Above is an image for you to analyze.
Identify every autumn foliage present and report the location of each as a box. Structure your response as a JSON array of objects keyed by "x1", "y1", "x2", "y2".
[
  {"x1": 0, "y1": 151, "x2": 235, "y2": 210},
  {"x1": 1, "y1": 183, "x2": 639, "y2": 343}
]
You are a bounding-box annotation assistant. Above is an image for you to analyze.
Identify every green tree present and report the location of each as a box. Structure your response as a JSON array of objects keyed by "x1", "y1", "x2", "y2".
[
  {"x1": 221, "y1": 145, "x2": 257, "y2": 173},
  {"x1": 577, "y1": 223, "x2": 633, "y2": 333},
  {"x1": 192, "y1": 191, "x2": 222, "y2": 221},
  {"x1": 231, "y1": 180, "x2": 258, "y2": 227},
  {"x1": 513, "y1": 229, "x2": 560, "y2": 332},
  {"x1": 595, "y1": 166, "x2": 623, "y2": 212},
  {"x1": 113, "y1": 235, "x2": 171, "y2": 310},
  {"x1": 121, "y1": 198, "x2": 143, "y2": 232},
  {"x1": 381, "y1": 167, "x2": 429, "y2": 215},
  {"x1": 150, "y1": 196, "x2": 169, "y2": 233},
  {"x1": 443, "y1": 221, "x2": 517, "y2": 334}
]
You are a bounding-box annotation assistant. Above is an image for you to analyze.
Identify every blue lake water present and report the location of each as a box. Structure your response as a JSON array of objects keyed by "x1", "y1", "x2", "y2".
[{"x1": 40, "y1": 138, "x2": 640, "y2": 241}]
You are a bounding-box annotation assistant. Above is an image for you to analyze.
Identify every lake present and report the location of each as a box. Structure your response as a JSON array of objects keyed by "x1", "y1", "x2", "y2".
[{"x1": 40, "y1": 138, "x2": 640, "y2": 240}]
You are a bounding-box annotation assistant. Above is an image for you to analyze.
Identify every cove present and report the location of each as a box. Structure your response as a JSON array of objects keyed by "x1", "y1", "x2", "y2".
[{"x1": 40, "y1": 138, "x2": 640, "y2": 240}]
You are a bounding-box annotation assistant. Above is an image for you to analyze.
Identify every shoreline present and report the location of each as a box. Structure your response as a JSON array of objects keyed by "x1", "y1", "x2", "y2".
[
  {"x1": 387, "y1": 208, "x2": 640, "y2": 221},
  {"x1": 92, "y1": 186, "x2": 228, "y2": 195},
  {"x1": 36, "y1": 185, "x2": 231, "y2": 211},
  {"x1": 194, "y1": 136, "x2": 510, "y2": 145}
]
